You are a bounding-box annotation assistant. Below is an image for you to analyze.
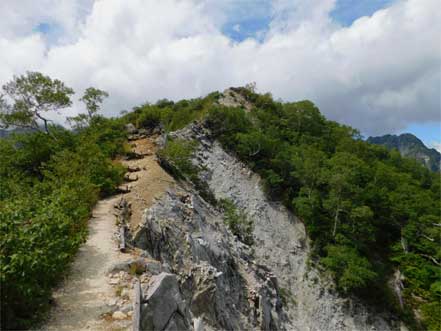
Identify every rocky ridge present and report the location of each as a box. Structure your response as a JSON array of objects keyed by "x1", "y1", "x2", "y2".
[
  {"x1": 367, "y1": 133, "x2": 440, "y2": 172},
  {"x1": 130, "y1": 122, "x2": 406, "y2": 331}
]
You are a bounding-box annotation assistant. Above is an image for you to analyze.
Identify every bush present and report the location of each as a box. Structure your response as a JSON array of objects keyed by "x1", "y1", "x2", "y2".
[
  {"x1": 157, "y1": 138, "x2": 198, "y2": 177},
  {"x1": 138, "y1": 107, "x2": 163, "y2": 128},
  {"x1": 322, "y1": 245, "x2": 377, "y2": 292},
  {"x1": 219, "y1": 199, "x2": 254, "y2": 245},
  {"x1": 130, "y1": 93, "x2": 222, "y2": 133},
  {"x1": 0, "y1": 120, "x2": 125, "y2": 329}
]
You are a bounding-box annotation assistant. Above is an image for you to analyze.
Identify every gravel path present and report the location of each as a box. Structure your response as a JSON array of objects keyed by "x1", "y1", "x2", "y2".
[
  {"x1": 41, "y1": 137, "x2": 173, "y2": 331},
  {"x1": 42, "y1": 196, "x2": 128, "y2": 331}
]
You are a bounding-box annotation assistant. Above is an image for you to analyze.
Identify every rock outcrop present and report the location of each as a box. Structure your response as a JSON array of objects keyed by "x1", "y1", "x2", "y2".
[
  {"x1": 218, "y1": 88, "x2": 253, "y2": 111},
  {"x1": 141, "y1": 273, "x2": 190, "y2": 331},
  {"x1": 368, "y1": 133, "x2": 441, "y2": 172},
  {"x1": 132, "y1": 122, "x2": 406, "y2": 331}
]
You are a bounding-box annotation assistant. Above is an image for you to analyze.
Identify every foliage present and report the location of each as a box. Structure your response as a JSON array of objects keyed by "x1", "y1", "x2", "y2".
[
  {"x1": 322, "y1": 245, "x2": 377, "y2": 292},
  {"x1": 80, "y1": 87, "x2": 109, "y2": 118},
  {"x1": 126, "y1": 91, "x2": 221, "y2": 132},
  {"x1": 219, "y1": 199, "x2": 254, "y2": 245},
  {"x1": 205, "y1": 89, "x2": 441, "y2": 328},
  {"x1": 368, "y1": 133, "x2": 441, "y2": 172},
  {"x1": 157, "y1": 138, "x2": 217, "y2": 205},
  {"x1": 0, "y1": 112, "x2": 125, "y2": 329},
  {"x1": 2, "y1": 80, "x2": 439, "y2": 329},
  {"x1": 67, "y1": 87, "x2": 109, "y2": 129},
  {"x1": 0, "y1": 72, "x2": 74, "y2": 134},
  {"x1": 157, "y1": 138, "x2": 198, "y2": 178}
]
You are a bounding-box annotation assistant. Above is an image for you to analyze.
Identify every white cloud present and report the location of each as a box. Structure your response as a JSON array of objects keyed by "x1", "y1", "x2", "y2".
[
  {"x1": 0, "y1": 0, "x2": 439, "y2": 135},
  {"x1": 430, "y1": 141, "x2": 441, "y2": 153}
]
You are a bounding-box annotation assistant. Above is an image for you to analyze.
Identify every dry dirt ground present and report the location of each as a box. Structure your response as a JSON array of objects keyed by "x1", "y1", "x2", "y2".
[
  {"x1": 120, "y1": 137, "x2": 175, "y2": 230},
  {"x1": 41, "y1": 137, "x2": 173, "y2": 331}
]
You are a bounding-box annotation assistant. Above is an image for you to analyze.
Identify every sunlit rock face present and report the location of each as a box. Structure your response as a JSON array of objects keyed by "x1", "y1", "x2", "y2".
[{"x1": 133, "y1": 123, "x2": 405, "y2": 331}]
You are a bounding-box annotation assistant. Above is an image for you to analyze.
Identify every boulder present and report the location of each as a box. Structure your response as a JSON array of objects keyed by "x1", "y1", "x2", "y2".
[
  {"x1": 127, "y1": 165, "x2": 141, "y2": 172},
  {"x1": 141, "y1": 273, "x2": 190, "y2": 331},
  {"x1": 124, "y1": 173, "x2": 139, "y2": 182},
  {"x1": 125, "y1": 123, "x2": 137, "y2": 134}
]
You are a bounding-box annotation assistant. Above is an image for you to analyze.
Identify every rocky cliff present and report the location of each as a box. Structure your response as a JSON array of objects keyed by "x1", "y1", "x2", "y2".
[
  {"x1": 367, "y1": 133, "x2": 440, "y2": 172},
  {"x1": 131, "y1": 122, "x2": 406, "y2": 331}
]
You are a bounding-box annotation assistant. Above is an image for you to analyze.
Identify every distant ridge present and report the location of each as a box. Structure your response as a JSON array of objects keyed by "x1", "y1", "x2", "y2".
[{"x1": 367, "y1": 133, "x2": 440, "y2": 172}]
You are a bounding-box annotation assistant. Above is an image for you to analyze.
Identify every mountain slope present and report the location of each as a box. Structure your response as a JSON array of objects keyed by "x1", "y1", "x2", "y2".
[
  {"x1": 3, "y1": 86, "x2": 439, "y2": 330},
  {"x1": 127, "y1": 88, "x2": 439, "y2": 330},
  {"x1": 132, "y1": 123, "x2": 403, "y2": 331},
  {"x1": 367, "y1": 133, "x2": 440, "y2": 172}
]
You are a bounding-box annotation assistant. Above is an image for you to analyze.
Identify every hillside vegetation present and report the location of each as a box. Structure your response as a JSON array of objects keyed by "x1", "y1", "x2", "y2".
[
  {"x1": 205, "y1": 88, "x2": 440, "y2": 330},
  {"x1": 1, "y1": 74, "x2": 439, "y2": 330},
  {"x1": 123, "y1": 86, "x2": 440, "y2": 329},
  {"x1": 0, "y1": 73, "x2": 127, "y2": 329},
  {"x1": 368, "y1": 133, "x2": 441, "y2": 172}
]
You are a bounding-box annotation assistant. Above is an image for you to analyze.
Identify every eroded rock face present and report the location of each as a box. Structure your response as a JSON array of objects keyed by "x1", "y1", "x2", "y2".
[
  {"x1": 134, "y1": 188, "x2": 284, "y2": 330},
  {"x1": 218, "y1": 88, "x2": 253, "y2": 112},
  {"x1": 141, "y1": 273, "x2": 190, "y2": 331},
  {"x1": 133, "y1": 123, "x2": 405, "y2": 331}
]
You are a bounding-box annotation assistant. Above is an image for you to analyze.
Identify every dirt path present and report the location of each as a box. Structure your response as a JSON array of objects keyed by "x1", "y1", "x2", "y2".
[
  {"x1": 42, "y1": 197, "x2": 129, "y2": 331},
  {"x1": 41, "y1": 137, "x2": 173, "y2": 331},
  {"x1": 120, "y1": 137, "x2": 174, "y2": 229}
]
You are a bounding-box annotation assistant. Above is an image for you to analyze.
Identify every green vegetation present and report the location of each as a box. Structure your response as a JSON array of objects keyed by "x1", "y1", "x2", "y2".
[
  {"x1": 67, "y1": 87, "x2": 109, "y2": 129},
  {"x1": 1, "y1": 74, "x2": 439, "y2": 330},
  {"x1": 205, "y1": 90, "x2": 440, "y2": 329},
  {"x1": 368, "y1": 133, "x2": 441, "y2": 172},
  {"x1": 133, "y1": 87, "x2": 439, "y2": 328},
  {"x1": 157, "y1": 138, "x2": 217, "y2": 205},
  {"x1": 278, "y1": 286, "x2": 296, "y2": 307},
  {"x1": 219, "y1": 199, "x2": 253, "y2": 245},
  {"x1": 0, "y1": 71, "x2": 74, "y2": 134},
  {"x1": 157, "y1": 138, "x2": 199, "y2": 178},
  {"x1": 0, "y1": 73, "x2": 126, "y2": 329},
  {"x1": 123, "y1": 91, "x2": 221, "y2": 132}
]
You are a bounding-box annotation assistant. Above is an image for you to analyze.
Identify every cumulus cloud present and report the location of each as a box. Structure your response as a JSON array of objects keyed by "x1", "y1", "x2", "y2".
[{"x1": 0, "y1": 0, "x2": 439, "y2": 135}]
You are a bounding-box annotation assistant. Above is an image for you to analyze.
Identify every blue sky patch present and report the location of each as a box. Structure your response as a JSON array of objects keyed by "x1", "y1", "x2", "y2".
[
  {"x1": 223, "y1": 16, "x2": 271, "y2": 42},
  {"x1": 33, "y1": 22, "x2": 63, "y2": 44},
  {"x1": 331, "y1": 0, "x2": 396, "y2": 26},
  {"x1": 222, "y1": 0, "x2": 397, "y2": 42},
  {"x1": 34, "y1": 22, "x2": 53, "y2": 34},
  {"x1": 401, "y1": 122, "x2": 441, "y2": 149}
]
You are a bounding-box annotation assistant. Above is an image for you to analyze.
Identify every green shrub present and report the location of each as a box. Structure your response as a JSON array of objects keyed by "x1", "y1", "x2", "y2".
[
  {"x1": 322, "y1": 245, "x2": 377, "y2": 292},
  {"x1": 130, "y1": 92, "x2": 221, "y2": 133},
  {"x1": 157, "y1": 138, "x2": 198, "y2": 177},
  {"x1": 219, "y1": 199, "x2": 254, "y2": 245},
  {"x1": 421, "y1": 300, "x2": 441, "y2": 331},
  {"x1": 138, "y1": 107, "x2": 163, "y2": 128},
  {"x1": 0, "y1": 120, "x2": 125, "y2": 329}
]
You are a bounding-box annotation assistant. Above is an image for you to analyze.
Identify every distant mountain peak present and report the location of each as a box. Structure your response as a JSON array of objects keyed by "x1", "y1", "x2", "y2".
[{"x1": 367, "y1": 133, "x2": 441, "y2": 172}]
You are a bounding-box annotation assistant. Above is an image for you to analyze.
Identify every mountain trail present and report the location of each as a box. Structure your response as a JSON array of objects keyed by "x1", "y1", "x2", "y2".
[
  {"x1": 41, "y1": 136, "x2": 173, "y2": 331},
  {"x1": 41, "y1": 196, "x2": 129, "y2": 331}
]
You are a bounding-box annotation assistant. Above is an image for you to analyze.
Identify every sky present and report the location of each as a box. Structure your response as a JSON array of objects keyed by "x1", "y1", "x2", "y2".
[{"x1": 0, "y1": 0, "x2": 440, "y2": 150}]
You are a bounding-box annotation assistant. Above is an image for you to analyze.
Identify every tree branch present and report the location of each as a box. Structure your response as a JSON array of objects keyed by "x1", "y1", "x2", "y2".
[
  {"x1": 420, "y1": 234, "x2": 435, "y2": 242},
  {"x1": 421, "y1": 254, "x2": 441, "y2": 266}
]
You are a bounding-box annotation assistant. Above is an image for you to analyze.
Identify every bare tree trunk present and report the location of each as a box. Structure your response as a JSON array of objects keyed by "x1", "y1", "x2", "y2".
[
  {"x1": 43, "y1": 118, "x2": 49, "y2": 134},
  {"x1": 333, "y1": 207, "x2": 340, "y2": 237},
  {"x1": 35, "y1": 112, "x2": 50, "y2": 135},
  {"x1": 393, "y1": 269, "x2": 404, "y2": 309},
  {"x1": 401, "y1": 236, "x2": 408, "y2": 254}
]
